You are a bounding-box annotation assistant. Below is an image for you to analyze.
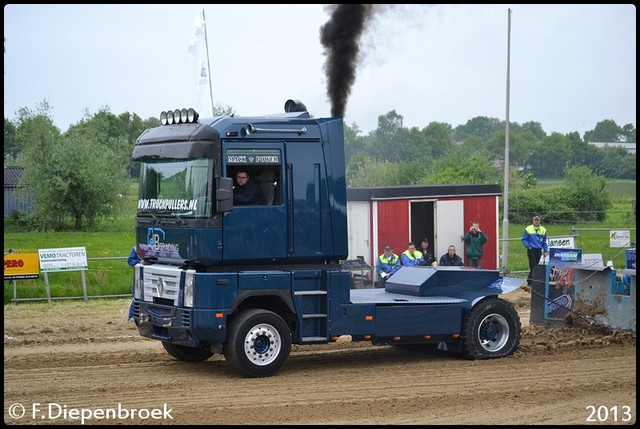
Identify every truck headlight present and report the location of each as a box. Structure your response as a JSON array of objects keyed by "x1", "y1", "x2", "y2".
[
  {"x1": 133, "y1": 264, "x2": 142, "y2": 299},
  {"x1": 184, "y1": 269, "x2": 195, "y2": 307}
]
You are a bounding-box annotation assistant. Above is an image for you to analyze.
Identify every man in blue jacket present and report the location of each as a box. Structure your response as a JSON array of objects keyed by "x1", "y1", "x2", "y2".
[
  {"x1": 127, "y1": 246, "x2": 142, "y2": 321},
  {"x1": 401, "y1": 242, "x2": 424, "y2": 267},
  {"x1": 376, "y1": 245, "x2": 401, "y2": 288},
  {"x1": 521, "y1": 215, "x2": 548, "y2": 286}
]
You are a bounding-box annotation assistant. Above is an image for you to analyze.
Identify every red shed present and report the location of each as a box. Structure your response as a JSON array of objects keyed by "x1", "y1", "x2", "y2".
[{"x1": 346, "y1": 184, "x2": 502, "y2": 278}]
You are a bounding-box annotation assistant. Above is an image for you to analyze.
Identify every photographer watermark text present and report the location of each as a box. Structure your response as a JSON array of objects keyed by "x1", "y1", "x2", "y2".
[{"x1": 8, "y1": 402, "x2": 173, "y2": 424}]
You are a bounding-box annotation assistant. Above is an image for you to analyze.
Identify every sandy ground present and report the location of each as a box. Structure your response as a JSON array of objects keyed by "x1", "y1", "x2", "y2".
[{"x1": 4, "y1": 288, "x2": 636, "y2": 425}]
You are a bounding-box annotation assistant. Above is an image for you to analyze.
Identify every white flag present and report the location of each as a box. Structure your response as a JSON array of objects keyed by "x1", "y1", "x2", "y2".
[{"x1": 188, "y1": 10, "x2": 213, "y2": 117}]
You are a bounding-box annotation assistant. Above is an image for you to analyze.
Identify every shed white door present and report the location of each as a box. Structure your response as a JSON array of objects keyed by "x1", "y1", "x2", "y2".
[
  {"x1": 435, "y1": 200, "x2": 464, "y2": 260},
  {"x1": 346, "y1": 201, "x2": 371, "y2": 264}
]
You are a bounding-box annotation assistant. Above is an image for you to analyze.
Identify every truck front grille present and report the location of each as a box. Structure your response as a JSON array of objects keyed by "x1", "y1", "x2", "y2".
[{"x1": 143, "y1": 264, "x2": 181, "y2": 306}]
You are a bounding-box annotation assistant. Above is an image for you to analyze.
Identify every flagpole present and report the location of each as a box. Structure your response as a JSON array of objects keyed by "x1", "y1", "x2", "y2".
[
  {"x1": 201, "y1": 9, "x2": 215, "y2": 115},
  {"x1": 501, "y1": 8, "x2": 512, "y2": 275}
]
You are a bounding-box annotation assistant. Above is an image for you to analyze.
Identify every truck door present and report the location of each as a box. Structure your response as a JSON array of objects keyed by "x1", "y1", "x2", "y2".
[{"x1": 222, "y1": 145, "x2": 287, "y2": 263}]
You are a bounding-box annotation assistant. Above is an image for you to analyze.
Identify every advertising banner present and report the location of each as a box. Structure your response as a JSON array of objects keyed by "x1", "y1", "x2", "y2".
[
  {"x1": 609, "y1": 230, "x2": 631, "y2": 248},
  {"x1": 38, "y1": 247, "x2": 88, "y2": 273},
  {"x1": 545, "y1": 248, "x2": 582, "y2": 321},
  {"x1": 4, "y1": 252, "x2": 40, "y2": 280}
]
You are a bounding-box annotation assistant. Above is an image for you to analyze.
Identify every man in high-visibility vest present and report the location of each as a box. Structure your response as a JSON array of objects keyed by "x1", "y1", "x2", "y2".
[
  {"x1": 521, "y1": 215, "x2": 549, "y2": 286},
  {"x1": 376, "y1": 245, "x2": 400, "y2": 288},
  {"x1": 401, "y1": 242, "x2": 424, "y2": 267}
]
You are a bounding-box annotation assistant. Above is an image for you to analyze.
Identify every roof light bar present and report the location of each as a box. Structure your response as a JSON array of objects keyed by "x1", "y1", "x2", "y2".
[{"x1": 160, "y1": 108, "x2": 199, "y2": 125}]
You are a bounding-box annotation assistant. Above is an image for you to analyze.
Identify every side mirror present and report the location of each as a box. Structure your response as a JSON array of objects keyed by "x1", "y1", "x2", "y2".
[{"x1": 216, "y1": 177, "x2": 234, "y2": 213}]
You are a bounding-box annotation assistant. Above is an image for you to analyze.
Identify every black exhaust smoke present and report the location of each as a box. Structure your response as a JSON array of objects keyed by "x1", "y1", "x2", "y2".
[{"x1": 320, "y1": 4, "x2": 375, "y2": 118}]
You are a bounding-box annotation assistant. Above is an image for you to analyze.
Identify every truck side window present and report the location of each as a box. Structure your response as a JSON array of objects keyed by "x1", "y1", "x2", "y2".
[
  {"x1": 255, "y1": 170, "x2": 277, "y2": 205},
  {"x1": 230, "y1": 168, "x2": 280, "y2": 206}
]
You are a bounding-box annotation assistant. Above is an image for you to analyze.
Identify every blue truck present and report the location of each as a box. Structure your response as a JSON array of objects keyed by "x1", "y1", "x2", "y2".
[{"x1": 130, "y1": 100, "x2": 523, "y2": 377}]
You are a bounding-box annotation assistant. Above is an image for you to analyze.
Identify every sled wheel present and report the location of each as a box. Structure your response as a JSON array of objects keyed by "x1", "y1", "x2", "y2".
[{"x1": 462, "y1": 297, "x2": 521, "y2": 359}]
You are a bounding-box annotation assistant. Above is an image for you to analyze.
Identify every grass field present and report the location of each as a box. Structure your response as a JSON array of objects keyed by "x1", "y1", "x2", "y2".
[{"x1": 3, "y1": 180, "x2": 635, "y2": 304}]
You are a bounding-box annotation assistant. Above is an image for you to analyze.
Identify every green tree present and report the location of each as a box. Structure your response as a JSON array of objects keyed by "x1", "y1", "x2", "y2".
[
  {"x1": 565, "y1": 131, "x2": 590, "y2": 167},
  {"x1": 14, "y1": 101, "x2": 61, "y2": 166},
  {"x1": 486, "y1": 129, "x2": 538, "y2": 171},
  {"x1": 4, "y1": 118, "x2": 18, "y2": 163},
  {"x1": 422, "y1": 148, "x2": 500, "y2": 185},
  {"x1": 453, "y1": 116, "x2": 502, "y2": 142},
  {"x1": 584, "y1": 119, "x2": 625, "y2": 142},
  {"x1": 419, "y1": 122, "x2": 454, "y2": 160},
  {"x1": 598, "y1": 147, "x2": 636, "y2": 179},
  {"x1": 528, "y1": 132, "x2": 571, "y2": 178},
  {"x1": 17, "y1": 105, "x2": 127, "y2": 230},
  {"x1": 621, "y1": 123, "x2": 636, "y2": 143},
  {"x1": 518, "y1": 121, "x2": 547, "y2": 142},
  {"x1": 344, "y1": 121, "x2": 366, "y2": 165},
  {"x1": 369, "y1": 110, "x2": 405, "y2": 161},
  {"x1": 66, "y1": 107, "x2": 156, "y2": 179},
  {"x1": 563, "y1": 165, "x2": 611, "y2": 222}
]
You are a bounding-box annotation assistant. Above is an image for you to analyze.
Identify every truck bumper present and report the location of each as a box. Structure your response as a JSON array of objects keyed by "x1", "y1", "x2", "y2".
[{"x1": 135, "y1": 302, "x2": 226, "y2": 348}]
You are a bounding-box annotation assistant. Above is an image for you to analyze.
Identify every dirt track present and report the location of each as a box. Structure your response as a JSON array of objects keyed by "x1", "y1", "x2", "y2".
[{"x1": 4, "y1": 290, "x2": 636, "y2": 425}]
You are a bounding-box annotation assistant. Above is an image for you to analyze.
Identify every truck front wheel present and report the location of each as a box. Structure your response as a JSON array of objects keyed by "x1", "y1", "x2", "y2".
[
  {"x1": 224, "y1": 309, "x2": 292, "y2": 378},
  {"x1": 461, "y1": 297, "x2": 521, "y2": 360},
  {"x1": 161, "y1": 342, "x2": 214, "y2": 362}
]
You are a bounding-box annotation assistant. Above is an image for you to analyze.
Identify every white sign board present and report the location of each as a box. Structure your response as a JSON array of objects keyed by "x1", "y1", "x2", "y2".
[
  {"x1": 548, "y1": 236, "x2": 575, "y2": 249},
  {"x1": 609, "y1": 230, "x2": 631, "y2": 248},
  {"x1": 38, "y1": 247, "x2": 89, "y2": 273}
]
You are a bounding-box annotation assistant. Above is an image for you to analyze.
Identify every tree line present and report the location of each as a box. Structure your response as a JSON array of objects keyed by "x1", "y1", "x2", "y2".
[{"x1": 3, "y1": 100, "x2": 635, "y2": 230}]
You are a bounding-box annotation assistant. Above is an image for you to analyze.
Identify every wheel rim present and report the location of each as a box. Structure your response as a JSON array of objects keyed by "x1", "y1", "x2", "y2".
[
  {"x1": 477, "y1": 313, "x2": 510, "y2": 352},
  {"x1": 243, "y1": 322, "x2": 282, "y2": 366}
]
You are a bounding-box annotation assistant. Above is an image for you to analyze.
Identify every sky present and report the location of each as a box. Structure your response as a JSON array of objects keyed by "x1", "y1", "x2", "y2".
[{"x1": 4, "y1": 4, "x2": 637, "y2": 138}]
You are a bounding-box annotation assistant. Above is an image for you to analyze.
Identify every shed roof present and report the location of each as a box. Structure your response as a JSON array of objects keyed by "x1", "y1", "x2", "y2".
[
  {"x1": 347, "y1": 184, "x2": 502, "y2": 201},
  {"x1": 4, "y1": 166, "x2": 25, "y2": 188}
]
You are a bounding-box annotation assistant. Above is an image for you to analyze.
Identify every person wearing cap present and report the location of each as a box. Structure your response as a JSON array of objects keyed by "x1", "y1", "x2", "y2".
[
  {"x1": 418, "y1": 238, "x2": 437, "y2": 266},
  {"x1": 376, "y1": 245, "x2": 400, "y2": 288},
  {"x1": 521, "y1": 215, "x2": 549, "y2": 286},
  {"x1": 401, "y1": 242, "x2": 424, "y2": 267}
]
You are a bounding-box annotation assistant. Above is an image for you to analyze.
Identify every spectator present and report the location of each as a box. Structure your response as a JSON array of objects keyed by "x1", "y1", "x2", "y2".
[
  {"x1": 462, "y1": 221, "x2": 488, "y2": 268},
  {"x1": 439, "y1": 245, "x2": 464, "y2": 266},
  {"x1": 401, "y1": 242, "x2": 424, "y2": 267},
  {"x1": 127, "y1": 246, "x2": 143, "y2": 321},
  {"x1": 521, "y1": 215, "x2": 548, "y2": 286},
  {"x1": 376, "y1": 245, "x2": 401, "y2": 288},
  {"x1": 418, "y1": 238, "x2": 437, "y2": 266},
  {"x1": 233, "y1": 169, "x2": 266, "y2": 205}
]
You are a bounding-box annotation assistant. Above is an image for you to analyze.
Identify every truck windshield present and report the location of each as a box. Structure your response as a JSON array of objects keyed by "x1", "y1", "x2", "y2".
[{"x1": 137, "y1": 158, "x2": 213, "y2": 218}]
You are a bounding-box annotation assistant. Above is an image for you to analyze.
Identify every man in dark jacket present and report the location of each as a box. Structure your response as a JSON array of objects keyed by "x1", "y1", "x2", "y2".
[
  {"x1": 418, "y1": 238, "x2": 436, "y2": 266},
  {"x1": 439, "y1": 245, "x2": 463, "y2": 266},
  {"x1": 233, "y1": 170, "x2": 266, "y2": 205}
]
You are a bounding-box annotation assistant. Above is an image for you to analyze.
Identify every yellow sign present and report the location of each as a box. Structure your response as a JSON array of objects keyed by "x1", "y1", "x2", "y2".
[{"x1": 4, "y1": 252, "x2": 40, "y2": 280}]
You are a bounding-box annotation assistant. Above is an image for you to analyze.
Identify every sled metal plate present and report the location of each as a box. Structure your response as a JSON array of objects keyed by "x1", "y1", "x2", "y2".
[{"x1": 350, "y1": 288, "x2": 466, "y2": 305}]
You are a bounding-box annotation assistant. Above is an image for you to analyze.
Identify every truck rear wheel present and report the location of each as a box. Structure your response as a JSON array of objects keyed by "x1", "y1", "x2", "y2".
[
  {"x1": 461, "y1": 297, "x2": 521, "y2": 360},
  {"x1": 161, "y1": 341, "x2": 214, "y2": 362},
  {"x1": 224, "y1": 309, "x2": 292, "y2": 378}
]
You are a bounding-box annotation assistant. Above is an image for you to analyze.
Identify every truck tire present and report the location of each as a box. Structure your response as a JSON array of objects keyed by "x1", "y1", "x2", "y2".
[
  {"x1": 461, "y1": 297, "x2": 521, "y2": 360},
  {"x1": 224, "y1": 309, "x2": 292, "y2": 378},
  {"x1": 161, "y1": 341, "x2": 214, "y2": 362}
]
